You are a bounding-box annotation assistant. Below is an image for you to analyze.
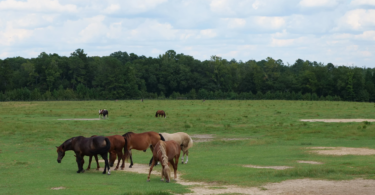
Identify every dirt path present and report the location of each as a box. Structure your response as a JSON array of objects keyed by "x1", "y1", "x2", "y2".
[
  {"x1": 301, "y1": 119, "x2": 375, "y2": 122},
  {"x1": 57, "y1": 119, "x2": 101, "y2": 121},
  {"x1": 307, "y1": 147, "x2": 375, "y2": 155},
  {"x1": 96, "y1": 160, "x2": 375, "y2": 195}
]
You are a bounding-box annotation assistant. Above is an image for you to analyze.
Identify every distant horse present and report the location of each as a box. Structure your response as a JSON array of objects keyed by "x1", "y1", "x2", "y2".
[
  {"x1": 147, "y1": 140, "x2": 181, "y2": 182},
  {"x1": 86, "y1": 135, "x2": 126, "y2": 170},
  {"x1": 99, "y1": 109, "x2": 109, "y2": 119},
  {"x1": 122, "y1": 131, "x2": 165, "y2": 168},
  {"x1": 155, "y1": 110, "x2": 166, "y2": 118},
  {"x1": 160, "y1": 132, "x2": 193, "y2": 164},
  {"x1": 56, "y1": 136, "x2": 111, "y2": 174}
]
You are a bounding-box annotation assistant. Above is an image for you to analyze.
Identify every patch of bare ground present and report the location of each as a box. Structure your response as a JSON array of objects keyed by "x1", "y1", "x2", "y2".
[
  {"x1": 297, "y1": 160, "x2": 323, "y2": 164},
  {"x1": 57, "y1": 118, "x2": 100, "y2": 121},
  {"x1": 222, "y1": 138, "x2": 249, "y2": 141},
  {"x1": 301, "y1": 119, "x2": 375, "y2": 123},
  {"x1": 190, "y1": 134, "x2": 214, "y2": 142},
  {"x1": 307, "y1": 147, "x2": 375, "y2": 155},
  {"x1": 243, "y1": 165, "x2": 292, "y2": 170},
  {"x1": 97, "y1": 161, "x2": 160, "y2": 175},
  {"x1": 51, "y1": 187, "x2": 65, "y2": 190},
  {"x1": 100, "y1": 161, "x2": 375, "y2": 195}
]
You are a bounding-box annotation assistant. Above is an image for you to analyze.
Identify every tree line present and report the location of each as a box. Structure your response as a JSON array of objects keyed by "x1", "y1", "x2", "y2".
[{"x1": 0, "y1": 49, "x2": 374, "y2": 101}]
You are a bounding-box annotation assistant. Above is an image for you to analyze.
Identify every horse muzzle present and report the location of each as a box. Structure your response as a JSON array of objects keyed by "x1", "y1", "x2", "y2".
[{"x1": 57, "y1": 160, "x2": 61, "y2": 163}]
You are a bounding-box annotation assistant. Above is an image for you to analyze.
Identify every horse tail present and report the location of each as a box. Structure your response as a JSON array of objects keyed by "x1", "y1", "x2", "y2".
[
  {"x1": 123, "y1": 137, "x2": 130, "y2": 161},
  {"x1": 104, "y1": 137, "x2": 111, "y2": 152},
  {"x1": 159, "y1": 141, "x2": 170, "y2": 179},
  {"x1": 159, "y1": 133, "x2": 165, "y2": 141},
  {"x1": 187, "y1": 137, "x2": 193, "y2": 150}
]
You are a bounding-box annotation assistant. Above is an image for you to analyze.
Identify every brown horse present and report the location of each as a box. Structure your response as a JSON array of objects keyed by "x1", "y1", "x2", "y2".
[
  {"x1": 123, "y1": 131, "x2": 165, "y2": 168},
  {"x1": 86, "y1": 135, "x2": 126, "y2": 170},
  {"x1": 56, "y1": 136, "x2": 111, "y2": 174},
  {"x1": 155, "y1": 110, "x2": 166, "y2": 118},
  {"x1": 147, "y1": 140, "x2": 181, "y2": 182}
]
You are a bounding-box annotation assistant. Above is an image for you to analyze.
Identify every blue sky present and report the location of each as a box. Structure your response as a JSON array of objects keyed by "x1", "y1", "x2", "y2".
[{"x1": 0, "y1": 0, "x2": 374, "y2": 67}]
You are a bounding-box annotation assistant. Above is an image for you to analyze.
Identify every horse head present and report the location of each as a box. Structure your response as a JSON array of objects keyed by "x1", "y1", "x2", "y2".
[{"x1": 56, "y1": 145, "x2": 65, "y2": 163}]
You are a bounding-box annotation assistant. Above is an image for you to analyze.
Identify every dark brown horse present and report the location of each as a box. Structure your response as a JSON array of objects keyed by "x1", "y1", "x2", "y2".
[
  {"x1": 56, "y1": 136, "x2": 111, "y2": 174},
  {"x1": 99, "y1": 109, "x2": 109, "y2": 119},
  {"x1": 155, "y1": 110, "x2": 166, "y2": 118},
  {"x1": 86, "y1": 135, "x2": 126, "y2": 170},
  {"x1": 147, "y1": 140, "x2": 181, "y2": 182},
  {"x1": 123, "y1": 131, "x2": 165, "y2": 168}
]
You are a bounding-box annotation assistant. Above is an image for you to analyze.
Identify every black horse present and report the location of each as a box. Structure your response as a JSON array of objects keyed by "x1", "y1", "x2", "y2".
[
  {"x1": 99, "y1": 109, "x2": 109, "y2": 119},
  {"x1": 56, "y1": 136, "x2": 111, "y2": 175}
]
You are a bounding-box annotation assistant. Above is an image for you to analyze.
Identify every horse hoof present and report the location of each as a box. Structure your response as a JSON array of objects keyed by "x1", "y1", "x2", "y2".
[
  {"x1": 81, "y1": 170, "x2": 85, "y2": 173},
  {"x1": 166, "y1": 180, "x2": 170, "y2": 183},
  {"x1": 77, "y1": 171, "x2": 80, "y2": 173},
  {"x1": 147, "y1": 179, "x2": 150, "y2": 182},
  {"x1": 86, "y1": 168, "x2": 90, "y2": 170},
  {"x1": 107, "y1": 171, "x2": 111, "y2": 175},
  {"x1": 121, "y1": 168, "x2": 124, "y2": 170},
  {"x1": 114, "y1": 168, "x2": 118, "y2": 170}
]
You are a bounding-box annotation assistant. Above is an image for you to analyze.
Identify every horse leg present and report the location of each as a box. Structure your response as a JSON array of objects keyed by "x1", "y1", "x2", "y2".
[
  {"x1": 115, "y1": 150, "x2": 122, "y2": 170},
  {"x1": 94, "y1": 154, "x2": 100, "y2": 170},
  {"x1": 87, "y1": 155, "x2": 92, "y2": 170},
  {"x1": 76, "y1": 154, "x2": 84, "y2": 173},
  {"x1": 100, "y1": 153, "x2": 110, "y2": 175},
  {"x1": 149, "y1": 145, "x2": 154, "y2": 166},
  {"x1": 185, "y1": 150, "x2": 189, "y2": 164},
  {"x1": 129, "y1": 150, "x2": 134, "y2": 168},
  {"x1": 147, "y1": 158, "x2": 156, "y2": 182},
  {"x1": 120, "y1": 150, "x2": 125, "y2": 170},
  {"x1": 174, "y1": 155, "x2": 179, "y2": 180},
  {"x1": 180, "y1": 146, "x2": 185, "y2": 164}
]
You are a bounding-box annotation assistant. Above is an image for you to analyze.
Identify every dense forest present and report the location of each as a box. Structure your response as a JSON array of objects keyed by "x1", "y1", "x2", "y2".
[{"x1": 0, "y1": 49, "x2": 374, "y2": 102}]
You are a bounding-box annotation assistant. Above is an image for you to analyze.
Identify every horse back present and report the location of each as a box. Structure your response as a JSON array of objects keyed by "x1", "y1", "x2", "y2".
[{"x1": 73, "y1": 136, "x2": 110, "y2": 155}]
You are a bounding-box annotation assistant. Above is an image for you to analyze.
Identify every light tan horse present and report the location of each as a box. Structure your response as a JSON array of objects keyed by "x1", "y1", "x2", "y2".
[
  {"x1": 160, "y1": 132, "x2": 193, "y2": 164},
  {"x1": 147, "y1": 140, "x2": 180, "y2": 182}
]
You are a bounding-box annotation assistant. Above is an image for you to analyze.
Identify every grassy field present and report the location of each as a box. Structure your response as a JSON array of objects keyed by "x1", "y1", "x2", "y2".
[{"x1": 1, "y1": 100, "x2": 375, "y2": 194}]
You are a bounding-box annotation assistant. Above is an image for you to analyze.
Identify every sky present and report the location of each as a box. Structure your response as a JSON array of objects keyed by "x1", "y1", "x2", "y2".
[{"x1": 0, "y1": 0, "x2": 375, "y2": 67}]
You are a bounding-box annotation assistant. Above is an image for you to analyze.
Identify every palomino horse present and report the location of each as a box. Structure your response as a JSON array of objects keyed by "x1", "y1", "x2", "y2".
[
  {"x1": 122, "y1": 131, "x2": 165, "y2": 168},
  {"x1": 56, "y1": 136, "x2": 111, "y2": 174},
  {"x1": 85, "y1": 135, "x2": 126, "y2": 170},
  {"x1": 147, "y1": 140, "x2": 181, "y2": 182},
  {"x1": 99, "y1": 109, "x2": 109, "y2": 119},
  {"x1": 155, "y1": 110, "x2": 166, "y2": 118},
  {"x1": 160, "y1": 132, "x2": 193, "y2": 164}
]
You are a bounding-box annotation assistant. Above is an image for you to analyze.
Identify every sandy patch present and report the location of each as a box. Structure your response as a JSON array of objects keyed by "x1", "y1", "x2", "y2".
[
  {"x1": 243, "y1": 165, "x2": 292, "y2": 170},
  {"x1": 97, "y1": 160, "x2": 160, "y2": 175},
  {"x1": 297, "y1": 160, "x2": 323, "y2": 164},
  {"x1": 191, "y1": 134, "x2": 214, "y2": 142},
  {"x1": 301, "y1": 119, "x2": 375, "y2": 123},
  {"x1": 99, "y1": 161, "x2": 375, "y2": 195},
  {"x1": 307, "y1": 147, "x2": 375, "y2": 155},
  {"x1": 51, "y1": 187, "x2": 65, "y2": 190},
  {"x1": 222, "y1": 138, "x2": 249, "y2": 141},
  {"x1": 57, "y1": 119, "x2": 101, "y2": 121}
]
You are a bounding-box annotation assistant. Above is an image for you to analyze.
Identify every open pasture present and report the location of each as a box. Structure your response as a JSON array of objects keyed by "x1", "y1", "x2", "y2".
[{"x1": 1, "y1": 100, "x2": 375, "y2": 194}]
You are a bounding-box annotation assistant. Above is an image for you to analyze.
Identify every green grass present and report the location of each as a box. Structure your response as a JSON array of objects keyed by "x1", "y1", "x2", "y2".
[{"x1": 1, "y1": 100, "x2": 375, "y2": 194}]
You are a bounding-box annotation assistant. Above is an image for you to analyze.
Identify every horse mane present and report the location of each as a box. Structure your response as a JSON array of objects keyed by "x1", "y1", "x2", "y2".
[{"x1": 122, "y1": 132, "x2": 134, "y2": 140}]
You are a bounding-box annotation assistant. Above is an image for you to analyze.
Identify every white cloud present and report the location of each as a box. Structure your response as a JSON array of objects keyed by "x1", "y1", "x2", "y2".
[
  {"x1": 355, "y1": 31, "x2": 375, "y2": 41},
  {"x1": 255, "y1": 17, "x2": 285, "y2": 29},
  {"x1": 0, "y1": 0, "x2": 77, "y2": 13},
  {"x1": 340, "y1": 9, "x2": 375, "y2": 30},
  {"x1": 299, "y1": 0, "x2": 339, "y2": 7},
  {"x1": 350, "y1": 0, "x2": 375, "y2": 6},
  {"x1": 103, "y1": 4, "x2": 121, "y2": 14}
]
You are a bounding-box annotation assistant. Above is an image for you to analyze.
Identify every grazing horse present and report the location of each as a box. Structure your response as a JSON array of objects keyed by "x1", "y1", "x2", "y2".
[
  {"x1": 122, "y1": 131, "x2": 165, "y2": 168},
  {"x1": 86, "y1": 135, "x2": 126, "y2": 171},
  {"x1": 155, "y1": 110, "x2": 166, "y2": 118},
  {"x1": 99, "y1": 109, "x2": 109, "y2": 119},
  {"x1": 160, "y1": 132, "x2": 193, "y2": 164},
  {"x1": 56, "y1": 136, "x2": 111, "y2": 174},
  {"x1": 147, "y1": 140, "x2": 181, "y2": 182}
]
